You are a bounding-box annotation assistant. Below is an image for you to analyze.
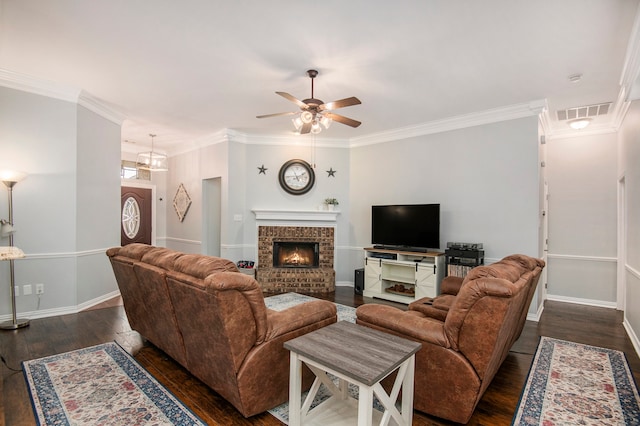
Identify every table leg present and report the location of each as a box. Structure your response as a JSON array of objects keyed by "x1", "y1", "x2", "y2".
[
  {"x1": 338, "y1": 377, "x2": 349, "y2": 400},
  {"x1": 401, "y1": 355, "x2": 415, "y2": 425},
  {"x1": 289, "y1": 352, "x2": 302, "y2": 426},
  {"x1": 357, "y1": 385, "x2": 374, "y2": 426}
]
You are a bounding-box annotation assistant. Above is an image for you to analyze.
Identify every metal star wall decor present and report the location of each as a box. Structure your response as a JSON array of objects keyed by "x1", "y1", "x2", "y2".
[
  {"x1": 326, "y1": 167, "x2": 337, "y2": 177},
  {"x1": 258, "y1": 164, "x2": 267, "y2": 174}
]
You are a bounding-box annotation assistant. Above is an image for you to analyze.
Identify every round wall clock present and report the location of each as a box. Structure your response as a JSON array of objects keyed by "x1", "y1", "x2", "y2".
[{"x1": 278, "y1": 159, "x2": 315, "y2": 195}]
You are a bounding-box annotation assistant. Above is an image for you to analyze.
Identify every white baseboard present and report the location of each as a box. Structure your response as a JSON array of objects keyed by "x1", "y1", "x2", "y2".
[
  {"x1": 526, "y1": 300, "x2": 545, "y2": 322},
  {"x1": 623, "y1": 317, "x2": 640, "y2": 359},
  {"x1": 77, "y1": 290, "x2": 121, "y2": 311},
  {"x1": 0, "y1": 290, "x2": 121, "y2": 322},
  {"x1": 546, "y1": 293, "x2": 617, "y2": 309}
]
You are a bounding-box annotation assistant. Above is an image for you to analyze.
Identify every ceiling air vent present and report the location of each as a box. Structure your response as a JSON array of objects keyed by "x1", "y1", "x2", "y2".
[{"x1": 556, "y1": 102, "x2": 611, "y2": 121}]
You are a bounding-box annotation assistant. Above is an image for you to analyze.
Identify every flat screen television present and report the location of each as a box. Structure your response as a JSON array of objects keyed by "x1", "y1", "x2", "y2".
[{"x1": 371, "y1": 204, "x2": 440, "y2": 252}]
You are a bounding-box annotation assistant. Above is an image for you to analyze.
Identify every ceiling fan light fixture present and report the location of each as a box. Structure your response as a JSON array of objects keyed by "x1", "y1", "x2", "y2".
[
  {"x1": 300, "y1": 111, "x2": 314, "y2": 124},
  {"x1": 568, "y1": 118, "x2": 592, "y2": 130},
  {"x1": 292, "y1": 116, "x2": 303, "y2": 130},
  {"x1": 320, "y1": 115, "x2": 332, "y2": 129},
  {"x1": 257, "y1": 69, "x2": 361, "y2": 134}
]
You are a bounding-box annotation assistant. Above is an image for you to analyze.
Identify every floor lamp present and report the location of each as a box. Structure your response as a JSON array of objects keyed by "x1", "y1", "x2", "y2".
[{"x1": 0, "y1": 171, "x2": 29, "y2": 330}]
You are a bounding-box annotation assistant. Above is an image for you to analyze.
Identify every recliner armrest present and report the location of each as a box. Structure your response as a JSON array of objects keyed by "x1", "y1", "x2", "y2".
[
  {"x1": 440, "y1": 276, "x2": 464, "y2": 295},
  {"x1": 355, "y1": 304, "x2": 449, "y2": 347},
  {"x1": 266, "y1": 301, "x2": 337, "y2": 340},
  {"x1": 408, "y1": 298, "x2": 449, "y2": 322}
]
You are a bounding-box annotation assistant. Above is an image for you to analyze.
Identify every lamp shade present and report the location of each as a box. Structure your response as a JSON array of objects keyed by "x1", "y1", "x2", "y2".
[
  {"x1": 1, "y1": 170, "x2": 27, "y2": 186},
  {"x1": 0, "y1": 246, "x2": 24, "y2": 260}
]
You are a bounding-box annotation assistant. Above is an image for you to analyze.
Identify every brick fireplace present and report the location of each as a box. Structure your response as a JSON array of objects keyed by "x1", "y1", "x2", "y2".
[{"x1": 253, "y1": 210, "x2": 337, "y2": 294}]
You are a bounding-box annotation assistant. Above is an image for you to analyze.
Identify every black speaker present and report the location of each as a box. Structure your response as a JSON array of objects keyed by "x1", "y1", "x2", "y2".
[{"x1": 354, "y1": 268, "x2": 364, "y2": 295}]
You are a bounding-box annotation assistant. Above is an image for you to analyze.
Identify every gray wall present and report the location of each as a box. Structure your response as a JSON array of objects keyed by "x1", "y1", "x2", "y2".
[
  {"x1": 0, "y1": 86, "x2": 121, "y2": 319},
  {"x1": 545, "y1": 132, "x2": 618, "y2": 305},
  {"x1": 619, "y1": 100, "x2": 640, "y2": 353},
  {"x1": 349, "y1": 117, "x2": 541, "y2": 261}
]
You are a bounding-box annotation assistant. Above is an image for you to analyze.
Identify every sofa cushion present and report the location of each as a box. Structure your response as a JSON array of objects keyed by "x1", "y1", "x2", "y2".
[
  {"x1": 462, "y1": 261, "x2": 523, "y2": 284},
  {"x1": 141, "y1": 247, "x2": 186, "y2": 270},
  {"x1": 204, "y1": 271, "x2": 269, "y2": 344},
  {"x1": 502, "y1": 253, "x2": 543, "y2": 270},
  {"x1": 107, "y1": 242, "x2": 154, "y2": 262},
  {"x1": 174, "y1": 254, "x2": 238, "y2": 279}
]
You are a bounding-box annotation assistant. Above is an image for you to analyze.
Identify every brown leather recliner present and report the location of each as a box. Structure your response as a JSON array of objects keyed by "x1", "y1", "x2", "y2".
[
  {"x1": 107, "y1": 243, "x2": 337, "y2": 417},
  {"x1": 355, "y1": 254, "x2": 545, "y2": 424}
]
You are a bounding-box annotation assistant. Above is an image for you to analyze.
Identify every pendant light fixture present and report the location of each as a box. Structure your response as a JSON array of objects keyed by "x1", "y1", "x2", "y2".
[{"x1": 136, "y1": 133, "x2": 168, "y2": 172}]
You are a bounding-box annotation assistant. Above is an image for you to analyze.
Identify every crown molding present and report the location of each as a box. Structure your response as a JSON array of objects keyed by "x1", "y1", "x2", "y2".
[
  {"x1": 0, "y1": 68, "x2": 80, "y2": 102},
  {"x1": 349, "y1": 99, "x2": 547, "y2": 147},
  {"x1": 538, "y1": 106, "x2": 551, "y2": 137},
  {"x1": 0, "y1": 69, "x2": 125, "y2": 125},
  {"x1": 620, "y1": 3, "x2": 640, "y2": 101},
  {"x1": 544, "y1": 125, "x2": 618, "y2": 141},
  {"x1": 165, "y1": 129, "x2": 230, "y2": 157},
  {"x1": 161, "y1": 100, "x2": 549, "y2": 157},
  {"x1": 78, "y1": 90, "x2": 126, "y2": 125},
  {"x1": 611, "y1": 85, "x2": 632, "y2": 132},
  {"x1": 227, "y1": 129, "x2": 349, "y2": 148}
]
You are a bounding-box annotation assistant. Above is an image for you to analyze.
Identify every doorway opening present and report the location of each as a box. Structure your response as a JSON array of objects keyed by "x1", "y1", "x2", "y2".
[{"x1": 203, "y1": 177, "x2": 222, "y2": 257}]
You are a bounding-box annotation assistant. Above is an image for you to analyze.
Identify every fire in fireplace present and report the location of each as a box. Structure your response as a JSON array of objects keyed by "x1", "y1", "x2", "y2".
[{"x1": 273, "y1": 242, "x2": 319, "y2": 268}]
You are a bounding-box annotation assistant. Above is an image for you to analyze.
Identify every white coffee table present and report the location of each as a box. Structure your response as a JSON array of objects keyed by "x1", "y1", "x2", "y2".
[{"x1": 284, "y1": 321, "x2": 421, "y2": 426}]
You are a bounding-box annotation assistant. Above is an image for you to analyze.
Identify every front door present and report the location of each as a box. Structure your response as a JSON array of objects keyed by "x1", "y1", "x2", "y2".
[{"x1": 121, "y1": 186, "x2": 152, "y2": 246}]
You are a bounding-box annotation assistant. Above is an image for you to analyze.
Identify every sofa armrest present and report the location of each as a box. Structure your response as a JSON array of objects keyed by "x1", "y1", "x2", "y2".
[
  {"x1": 266, "y1": 300, "x2": 337, "y2": 340},
  {"x1": 408, "y1": 298, "x2": 449, "y2": 322},
  {"x1": 356, "y1": 304, "x2": 449, "y2": 347},
  {"x1": 440, "y1": 276, "x2": 464, "y2": 295}
]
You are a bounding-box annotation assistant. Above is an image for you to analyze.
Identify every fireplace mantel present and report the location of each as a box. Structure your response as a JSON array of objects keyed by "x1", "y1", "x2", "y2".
[{"x1": 252, "y1": 209, "x2": 339, "y2": 222}]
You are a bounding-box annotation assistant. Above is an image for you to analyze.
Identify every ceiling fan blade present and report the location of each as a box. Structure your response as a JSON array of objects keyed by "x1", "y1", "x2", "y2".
[
  {"x1": 324, "y1": 112, "x2": 361, "y2": 128},
  {"x1": 319, "y1": 97, "x2": 361, "y2": 111},
  {"x1": 256, "y1": 111, "x2": 297, "y2": 119},
  {"x1": 300, "y1": 122, "x2": 312, "y2": 134},
  {"x1": 276, "y1": 92, "x2": 308, "y2": 109}
]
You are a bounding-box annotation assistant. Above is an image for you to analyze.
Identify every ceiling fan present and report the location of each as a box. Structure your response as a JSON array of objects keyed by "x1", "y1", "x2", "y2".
[{"x1": 257, "y1": 69, "x2": 361, "y2": 134}]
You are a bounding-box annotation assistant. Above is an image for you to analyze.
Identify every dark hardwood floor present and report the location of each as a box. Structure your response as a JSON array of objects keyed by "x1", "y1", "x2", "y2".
[{"x1": 2, "y1": 287, "x2": 639, "y2": 425}]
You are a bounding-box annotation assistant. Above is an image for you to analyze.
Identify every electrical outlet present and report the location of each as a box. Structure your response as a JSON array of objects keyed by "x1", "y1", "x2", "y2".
[
  {"x1": 36, "y1": 284, "x2": 44, "y2": 295},
  {"x1": 23, "y1": 284, "x2": 32, "y2": 295}
]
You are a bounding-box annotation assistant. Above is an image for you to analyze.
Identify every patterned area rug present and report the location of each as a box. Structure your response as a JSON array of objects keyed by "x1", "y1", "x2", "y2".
[
  {"x1": 264, "y1": 291, "x2": 356, "y2": 322},
  {"x1": 23, "y1": 342, "x2": 205, "y2": 426},
  {"x1": 513, "y1": 336, "x2": 640, "y2": 425},
  {"x1": 265, "y1": 292, "x2": 385, "y2": 424}
]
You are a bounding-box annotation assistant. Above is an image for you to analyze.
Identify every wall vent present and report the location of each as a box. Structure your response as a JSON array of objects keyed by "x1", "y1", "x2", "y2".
[{"x1": 556, "y1": 102, "x2": 611, "y2": 121}]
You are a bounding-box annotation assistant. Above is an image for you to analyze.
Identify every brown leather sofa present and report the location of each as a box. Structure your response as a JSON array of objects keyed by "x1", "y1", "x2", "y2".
[
  {"x1": 356, "y1": 254, "x2": 545, "y2": 424},
  {"x1": 107, "y1": 243, "x2": 337, "y2": 417}
]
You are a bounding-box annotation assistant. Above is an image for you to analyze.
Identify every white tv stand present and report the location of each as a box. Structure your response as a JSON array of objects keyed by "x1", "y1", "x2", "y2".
[{"x1": 363, "y1": 248, "x2": 445, "y2": 304}]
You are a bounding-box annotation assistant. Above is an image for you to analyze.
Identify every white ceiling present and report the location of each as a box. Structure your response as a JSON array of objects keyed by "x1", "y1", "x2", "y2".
[{"x1": 2, "y1": 0, "x2": 640, "y2": 151}]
